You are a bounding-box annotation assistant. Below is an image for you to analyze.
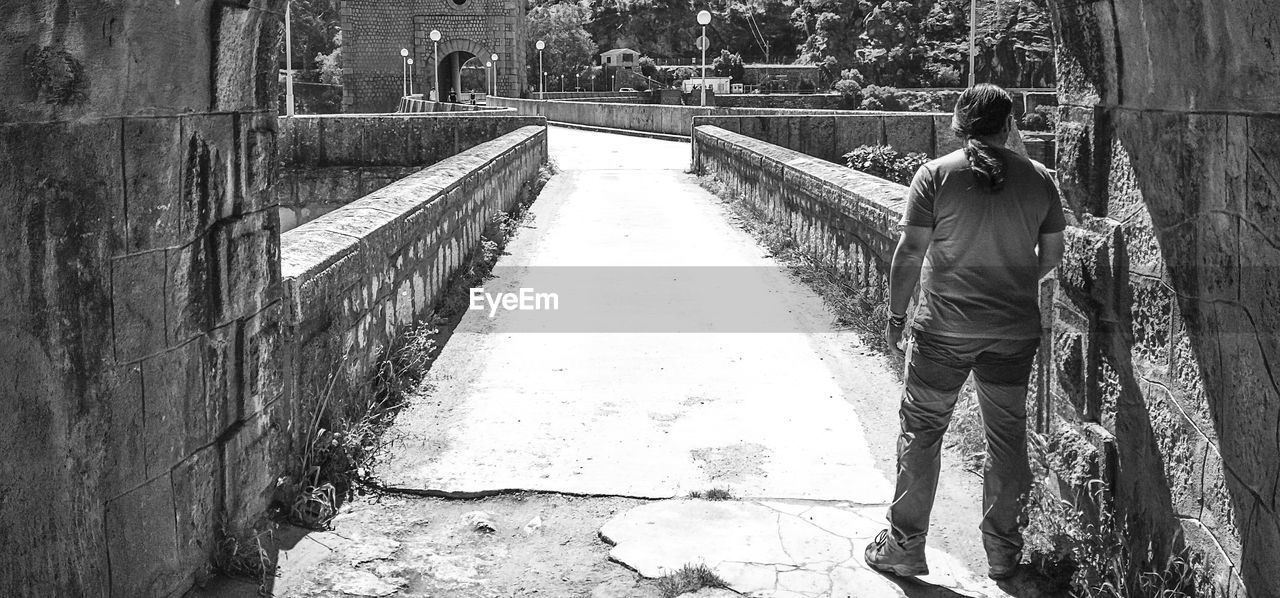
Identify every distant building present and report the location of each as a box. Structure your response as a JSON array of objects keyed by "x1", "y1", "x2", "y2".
[
  {"x1": 682, "y1": 76, "x2": 732, "y2": 95},
  {"x1": 600, "y1": 48, "x2": 640, "y2": 70}
]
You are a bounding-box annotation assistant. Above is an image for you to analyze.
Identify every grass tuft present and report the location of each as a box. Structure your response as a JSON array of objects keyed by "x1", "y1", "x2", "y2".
[
  {"x1": 687, "y1": 487, "x2": 735, "y2": 501},
  {"x1": 655, "y1": 563, "x2": 729, "y2": 598}
]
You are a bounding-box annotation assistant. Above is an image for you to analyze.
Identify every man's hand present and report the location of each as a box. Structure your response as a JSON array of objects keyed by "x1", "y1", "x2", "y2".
[{"x1": 885, "y1": 315, "x2": 906, "y2": 362}]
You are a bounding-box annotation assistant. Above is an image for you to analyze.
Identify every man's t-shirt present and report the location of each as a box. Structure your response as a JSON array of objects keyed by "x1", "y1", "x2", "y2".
[{"x1": 901, "y1": 147, "x2": 1066, "y2": 340}]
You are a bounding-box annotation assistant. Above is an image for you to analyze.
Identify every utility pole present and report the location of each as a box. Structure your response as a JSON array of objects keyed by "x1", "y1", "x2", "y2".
[{"x1": 697, "y1": 10, "x2": 711, "y2": 106}]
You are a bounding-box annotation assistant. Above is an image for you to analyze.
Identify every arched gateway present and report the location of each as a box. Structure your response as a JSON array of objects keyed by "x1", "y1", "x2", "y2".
[{"x1": 340, "y1": 0, "x2": 528, "y2": 112}]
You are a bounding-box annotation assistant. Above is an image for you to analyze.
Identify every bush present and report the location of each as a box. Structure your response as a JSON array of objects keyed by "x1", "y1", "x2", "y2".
[
  {"x1": 860, "y1": 85, "x2": 905, "y2": 111},
  {"x1": 843, "y1": 145, "x2": 929, "y2": 185},
  {"x1": 833, "y1": 77, "x2": 863, "y2": 109},
  {"x1": 1020, "y1": 104, "x2": 1058, "y2": 132}
]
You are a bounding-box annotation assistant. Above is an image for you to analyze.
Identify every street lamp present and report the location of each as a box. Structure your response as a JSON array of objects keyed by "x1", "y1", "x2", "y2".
[
  {"x1": 400, "y1": 48, "x2": 409, "y2": 98},
  {"x1": 536, "y1": 41, "x2": 546, "y2": 99},
  {"x1": 407, "y1": 58, "x2": 414, "y2": 97},
  {"x1": 697, "y1": 10, "x2": 712, "y2": 106},
  {"x1": 491, "y1": 53, "x2": 500, "y2": 96},
  {"x1": 430, "y1": 29, "x2": 442, "y2": 102},
  {"x1": 486, "y1": 61, "x2": 494, "y2": 96}
]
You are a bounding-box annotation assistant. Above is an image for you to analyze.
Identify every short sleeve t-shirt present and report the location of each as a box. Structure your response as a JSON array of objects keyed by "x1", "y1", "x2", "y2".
[{"x1": 901, "y1": 147, "x2": 1066, "y2": 340}]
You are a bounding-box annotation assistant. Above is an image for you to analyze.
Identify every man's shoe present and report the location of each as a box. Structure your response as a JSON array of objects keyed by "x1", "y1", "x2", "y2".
[
  {"x1": 988, "y1": 561, "x2": 1018, "y2": 580},
  {"x1": 864, "y1": 530, "x2": 929, "y2": 577}
]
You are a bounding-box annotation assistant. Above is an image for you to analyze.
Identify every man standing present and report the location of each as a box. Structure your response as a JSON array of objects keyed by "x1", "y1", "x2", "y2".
[{"x1": 864, "y1": 84, "x2": 1067, "y2": 581}]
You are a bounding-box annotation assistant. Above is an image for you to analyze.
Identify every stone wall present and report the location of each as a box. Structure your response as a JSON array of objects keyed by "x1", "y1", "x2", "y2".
[
  {"x1": 692, "y1": 125, "x2": 904, "y2": 311},
  {"x1": 489, "y1": 96, "x2": 940, "y2": 137},
  {"x1": 280, "y1": 125, "x2": 547, "y2": 418},
  {"x1": 340, "y1": 0, "x2": 527, "y2": 113},
  {"x1": 716, "y1": 94, "x2": 848, "y2": 111},
  {"x1": 0, "y1": 2, "x2": 285, "y2": 597},
  {"x1": 693, "y1": 114, "x2": 959, "y2": 166},
  {"x1": 275, "y1": 114, "x2": 545, "y2": 231},
  {"x1": 1046, "y1": 0, "x2": 1280, "y2": 594}
]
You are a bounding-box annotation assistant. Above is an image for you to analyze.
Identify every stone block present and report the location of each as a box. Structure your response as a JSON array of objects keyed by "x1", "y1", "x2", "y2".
[
  {"x1": 181, "y1": 113, "x2": 239, "y2": 239},
  {"x1": 210, "y1": 211, "x2": 281, "y2": 326},
  {"x1": 112, "y1": 251, "x2": 169, "y2": 363},
  {"x1": 221, "y1": 399, "x2": 289, "y2": 534},
  {"x1": 105, "y1": 473, "x2": 181, "y2": 598},
  {"x1": 242, "y1": 300, "x2": 286, "y2": 418},
  {"x1": 241, "y1": 110, "x2": 278, "y2": 216},
  {"x1": 123, "y1": 117, "x2": 185, "y2": 251},
  {"x1": 1128, "y1": 275, "x2": 1174, "y2": 369},
  {"x1": 103, "y1": 363, "x2": 147, "y2": 499},
  {"x1": 143, "y1": 341, "x2": 207, "y2": 473},
  {"x1": 832, "y1": 116, "x2": 883, "y2": 160},
  {"x1": 883, "y1": 115, "x2": 934, "y2": 157},
  {"x1": 204, "y1": 319, "x2": 242, "y2": 428},
  {"x1": 1054, "y1": 105, "x2": 1109, "y2": 217},
  {"x1": 171, "y1": 445, "x2": 220, "y2": 577},
  {"x1": 166, "y1": 240, "x2": 211, "y2": 345},
  {"x1": 1056, "y1": 218, "x2": 1123, "y2": 322},
  {"x1": 1048, "y1": 0, "x2": 1116, "y2": 107}
]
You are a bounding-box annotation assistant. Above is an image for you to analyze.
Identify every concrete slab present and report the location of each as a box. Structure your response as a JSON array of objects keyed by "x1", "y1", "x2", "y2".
[
  {"x1": 600, "y1": 500, "x2": 1012, "y2": 598},
  {"x1": 379, "y1": 127, "x2": 900, "y2": 503}
]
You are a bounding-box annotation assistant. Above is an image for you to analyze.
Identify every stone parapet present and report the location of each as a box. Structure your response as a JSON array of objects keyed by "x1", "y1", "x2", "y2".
[
  {"x1": 279, "y1": 125, "x2": 547, "y2": 427},
  {"x1": 275, "y1": 114, "x2": 545, "y2": 231}
]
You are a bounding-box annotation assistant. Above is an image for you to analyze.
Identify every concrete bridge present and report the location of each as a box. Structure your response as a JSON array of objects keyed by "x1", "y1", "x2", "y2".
[{"x1": 2, "y1": 1, "x2": 1279, "y2": 598}]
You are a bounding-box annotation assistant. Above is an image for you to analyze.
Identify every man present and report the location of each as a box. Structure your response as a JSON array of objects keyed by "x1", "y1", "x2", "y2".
[{"x1": 864, "y1": 84, "x2": 1067, "y2": 581}]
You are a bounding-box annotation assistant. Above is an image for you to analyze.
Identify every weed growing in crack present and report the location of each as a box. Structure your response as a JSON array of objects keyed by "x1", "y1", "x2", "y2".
[
  {"x1": 687, "y1": 487, "x2": 735, "y2": 501},
  {"x1": 214, "y1": 522, "x2": 279, "y2": 593},
  {"x1": 655, "y1": 563, "x2": 729, "y2": 598}
]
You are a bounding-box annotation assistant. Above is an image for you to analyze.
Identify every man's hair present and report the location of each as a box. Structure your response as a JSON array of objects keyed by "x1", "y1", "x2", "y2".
[{"x1": 951, "y1": 83, "x2": 1014, "y2": 192}]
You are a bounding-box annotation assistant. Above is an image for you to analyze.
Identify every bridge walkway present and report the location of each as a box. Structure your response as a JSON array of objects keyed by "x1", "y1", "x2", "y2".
[{"x1": 270, "y1": 127, "x2": 1030, "y2": 598}]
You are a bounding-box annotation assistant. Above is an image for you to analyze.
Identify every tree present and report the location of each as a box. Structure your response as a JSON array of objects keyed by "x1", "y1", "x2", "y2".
[
  {"x1": 711, "y1": 49, "x2": 745, "y2": 82},
  {"x1": 527, "y1": 1, "x2": 598, "y2": 88},
  {"x1": 638, "y1": 56, "x2": 659, "y2": 79}
]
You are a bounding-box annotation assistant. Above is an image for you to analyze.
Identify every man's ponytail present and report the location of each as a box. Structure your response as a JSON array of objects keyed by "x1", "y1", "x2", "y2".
[{"x1": 951, "y1": 83, "x2": 1014, "y2": 192}]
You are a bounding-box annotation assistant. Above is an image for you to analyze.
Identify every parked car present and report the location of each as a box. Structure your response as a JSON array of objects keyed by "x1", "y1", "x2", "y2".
[{"x1": 619, "y1": 87, "x2": 637, "y2": 92}]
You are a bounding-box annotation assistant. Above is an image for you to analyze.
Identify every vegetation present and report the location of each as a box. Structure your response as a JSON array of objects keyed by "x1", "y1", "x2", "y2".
[
  {"x1": 527, "y1": 0, "x2": 1052, "y2": 90},
  {"x1": 711, "y1": 49, "x2": 746, "y2": 82},
  {"x1": 687, "y1": 487, "x2": 736, "y2": 500},
  {"x1": 843, "y1": 145, "x2": 930, "y2": 186},
  {"x1": 655, "y1": 563, "x2": 729, "y2": 598},
  {"x1": 527, "y1": 2, "x2": 598, "y2": 87}
]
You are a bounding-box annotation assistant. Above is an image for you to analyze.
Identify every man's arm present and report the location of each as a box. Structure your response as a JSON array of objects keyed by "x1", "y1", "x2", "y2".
[
  {"x1": 1037, "y1": 232, "x2": 1065, "y2": 279},
  {"x1": 889, "y1": 225, "x2": 933, "y2": 316}
]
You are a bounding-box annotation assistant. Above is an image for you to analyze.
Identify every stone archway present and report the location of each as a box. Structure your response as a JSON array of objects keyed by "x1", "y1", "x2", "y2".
[
  {"x1": 430, "y1": 39, "x2": 494, "y2": 100},
  {"x1": 341, "y1": 0, "x2": 529, "y2": 112}
]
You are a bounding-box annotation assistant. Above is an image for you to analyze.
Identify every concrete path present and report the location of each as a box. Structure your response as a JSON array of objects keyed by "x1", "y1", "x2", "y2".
[{"x1": 378, "y1": 127, "x2": 1011, "y2": 597}]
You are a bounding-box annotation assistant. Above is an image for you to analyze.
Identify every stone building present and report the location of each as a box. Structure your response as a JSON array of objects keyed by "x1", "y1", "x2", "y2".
[{"x1": 340, "y1": 0, "x2": 529, "y2": 112}]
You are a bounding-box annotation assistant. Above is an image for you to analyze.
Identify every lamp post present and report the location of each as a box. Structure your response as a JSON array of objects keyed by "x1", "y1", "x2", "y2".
[
  {"x1": 536, "y1": 40, "x2": 546, "y2": 99},
  {"x1": 430, "y1": 29, "x2": 442, "y2": 102},
  {"x1": 968, "y1": 0, "x2": 976, "y2": 87},
  {"x1": 486, "y1": 61, "x2": 493, "y2": 97},
  {"x1": 285, "y1": 0, "x2": 295, "y2": 116},
  {"x1": 407, "y1": 58, "x2": 414, "y2": 97},
  {"x1": 490, "y1": 53, "x2": 500, "y2": 96},
  {"x1": 400, "y1": 48, "x2": 409, "y2": 98},
  {"x1": 697, "y1": 10, "x2": 712, "y2": 107}
]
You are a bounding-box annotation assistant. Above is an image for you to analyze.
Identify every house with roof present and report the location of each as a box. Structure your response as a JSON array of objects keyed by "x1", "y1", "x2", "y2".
[{"x1": 600, "y1": 48, "x2": 640, "y2": 70}]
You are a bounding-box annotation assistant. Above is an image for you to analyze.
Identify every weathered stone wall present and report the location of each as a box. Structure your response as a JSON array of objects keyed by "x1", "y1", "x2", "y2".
[
  {"x1": 275, "y1": 113, "x2": 544, "y2": 231},
  {"x1": 693, "y1": 125, "x2": 904, "y2": 304},
  {"x1": 280, "y1": 125, "x2": 547, "y2": 413},
  {"x1": 0, "y1": 2, "x2": 285, "y2": 597},
  {"x1": 1046, "y1": 0, "x2": 1280, "y2": 594},
  {"x1": 693, "y1": 114, "x2": 959, "y2": 166},
  {"x1": 340, "y1": 0, "x2": 528, "y2": 113},
  {"x1": 489, "y1": 96, "x2": 863, "y2": 137},
  {"x1": 398, "y1": 96, "x2": 511, "y2": 113}
]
